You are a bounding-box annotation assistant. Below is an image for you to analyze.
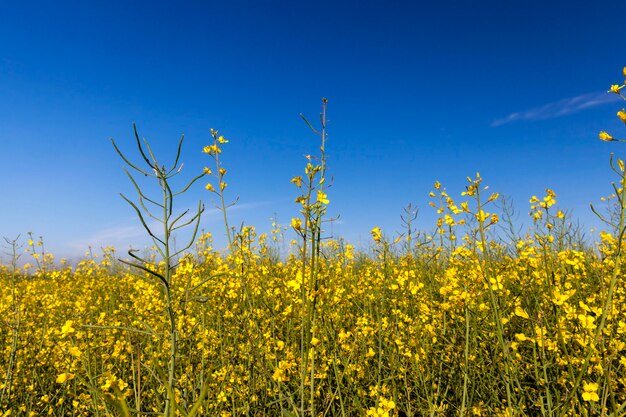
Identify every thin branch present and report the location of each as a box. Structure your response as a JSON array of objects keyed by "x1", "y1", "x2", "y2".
[
  {"x1": 124, "y1": 168, "x2": 163, "y2": 208},
  {"x1": 111, "y1": 139, "x2": 152, "y2": 176},
  {"x1": 118, "y1": 255, "x2": 168, "y2": 289},
  {"x1": 172, "y1": 202, "x2": 204, "y2": 257},
  {"x1": 142, "y1": 137, "x2": 160, "y2": 169},
  {"x1": 120, "y1": 193, "x2": 166, "y2": 246},
  {"x1": 170, "y1": 134, "x2": 184, "y2": 174},
  {"x1": 590, "y1": 203, "x2": 616, "y2": 228},
  {"x1": 133, "y1": 123, "x2": 156, "y2": 170},
  {"x1": 174, "y1": 172, "x2": 206, "y2": 196},
  {"x1": 171, "y1": 206, "x2": 203, "y2": 233},
  {"x1": 163, "y1": 174, "x2": 175, "y2": 219},
  {"x1": 169, "y1": 209, "x2": 191, "y2": 231},
  {"x1": 300, "y1": 114, "x2": 321, "y2": 136}
]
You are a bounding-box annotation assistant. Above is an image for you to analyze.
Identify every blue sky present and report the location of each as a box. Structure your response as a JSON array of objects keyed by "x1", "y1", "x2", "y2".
[{"x1": 1, "y1": 1, "x2": 625, "y2": 261}]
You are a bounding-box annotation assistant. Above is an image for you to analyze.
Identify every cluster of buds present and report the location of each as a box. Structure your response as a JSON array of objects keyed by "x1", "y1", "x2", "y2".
[
  {"x1": 203, "y1": 128, "x2": 229, "y2": 193},
  {"x1": 529, "y1": 189, "x2": 565, "y2": 228}
]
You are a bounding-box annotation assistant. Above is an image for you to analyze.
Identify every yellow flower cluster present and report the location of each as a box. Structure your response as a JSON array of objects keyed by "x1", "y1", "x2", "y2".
[
  {"x1": 3, "y1": 69, "x2": 626, "y2": 415},
  {"x1": 1, "y1": 181, "x2": 625, "y2": 416}
]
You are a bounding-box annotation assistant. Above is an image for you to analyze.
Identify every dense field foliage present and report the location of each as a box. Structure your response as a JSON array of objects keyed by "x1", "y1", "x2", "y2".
[{"x1": 1, "y1": 70, "x2": 626, "y2": 416}]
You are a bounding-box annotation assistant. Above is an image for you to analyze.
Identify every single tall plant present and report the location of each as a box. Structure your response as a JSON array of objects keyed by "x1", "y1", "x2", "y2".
[
  {"x1": 111, "y1": 124, "x2": 206, "y2": 417},
  {"x1": 290, "y1": 98, "x2": 331, "y2": 416}
]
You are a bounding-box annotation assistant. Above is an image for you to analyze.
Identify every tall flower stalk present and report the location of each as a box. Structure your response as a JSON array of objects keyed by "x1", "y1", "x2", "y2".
[
  {"x1": 291, "y1": 98, "x2": 330, "y2": 416},
  {"x1": 111, "y1": 124, "x2": 205, "y2": 417}
]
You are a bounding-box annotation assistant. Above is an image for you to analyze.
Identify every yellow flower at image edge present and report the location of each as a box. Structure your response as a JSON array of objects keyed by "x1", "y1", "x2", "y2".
[{"x1": 599, "y1": 131, "x2": 614, "y2": 142}]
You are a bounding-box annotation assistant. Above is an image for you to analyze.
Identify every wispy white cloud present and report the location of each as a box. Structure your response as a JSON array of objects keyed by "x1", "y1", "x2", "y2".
[
  {"x1": 491, "y1": 92, "x2": 620, "y2": 127},
  {"x1": 64, "y1": 201, "x2": 270, "y2": 254},
  {"x1": 64, "y1": 224, "x2": 152, "y2": 254}
]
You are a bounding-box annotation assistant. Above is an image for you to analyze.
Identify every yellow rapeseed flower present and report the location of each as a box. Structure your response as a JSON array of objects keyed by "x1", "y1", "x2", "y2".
[
  {"x1": 61, "y1": 320, "x2": 75, "y2": 337},
  {"x1": 56, "y1": 373, "x2": 73, "y2": 384},
  {"x1": 371, "y1": 227, "x2": 383, "y2": 243},
  {"x1": 291, "y1": 176, "x2": 302, "y2": 187},
  {"x1": 599, "y1": 131, "x2": 614, "y2": 142},
  {"x1": 290, "y1": 218, "x2": 302, "y2": 230},
  {"x1": 68, "y1": 346, "x2": 82, "y2": 357},
  {"x1": 514, "y1": 306, "x2": 530, "y2": 319},
  {"x1": 476, "y1": 210, "x2": 489, "y2": 223},
  {"x1": 317, "y1": 190, "x2": 329, "y2": 205},
  {"x1": 582, "y1": 382, "x2": 599, "y2": 402},
  {"x1": 618, "y1": 109, "x2": 626, "y2": 123},
  {"x1": 203, "y1": 144, "x2": 221, "y2": 155}
]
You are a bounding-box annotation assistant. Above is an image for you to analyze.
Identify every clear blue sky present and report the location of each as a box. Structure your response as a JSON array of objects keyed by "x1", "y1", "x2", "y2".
[{"x1": 2, "y1": 0, "x2": 625, "y2": 261}]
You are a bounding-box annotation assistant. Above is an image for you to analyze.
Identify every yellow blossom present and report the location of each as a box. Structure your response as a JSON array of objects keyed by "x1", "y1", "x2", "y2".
[
  {"x1": 582, "y1": 382, "x2": 599, "y2": 402},
  {"x1": 476, "y1": 210, "x2": 489, "y2": 223},
  {"x1": 371, "y1": 227, "x2": 383, "y2": 243},
  {"x1": 291, "y1": 176, "x2": 302, "y2": 187},
  {"x1": 514, "y1": 306, "x2": 530, "y2": 319},
  {"x1": 599, "y1": 131, "x2": 614, "y2": 142},
  {"x1": 61, "y1": 320, "x2": 76, "y2": 337},
  {"x1": 291, "y1": 218, "x2": 302, "y2": 230},
  {"x1": 56, "y1": 373, "x2": 73, "y2": 384},
  {"x1": 317, "y1": 190, "x2": 329, "y2": 205},
  {"x1": 68, "y1": 346, "x2": 82, "y2": 358}
]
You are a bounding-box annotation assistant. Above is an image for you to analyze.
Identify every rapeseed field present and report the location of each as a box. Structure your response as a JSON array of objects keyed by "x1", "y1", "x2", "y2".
[{"x1": 1, "y1": 71, "x2": 626, "y2": 416}]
